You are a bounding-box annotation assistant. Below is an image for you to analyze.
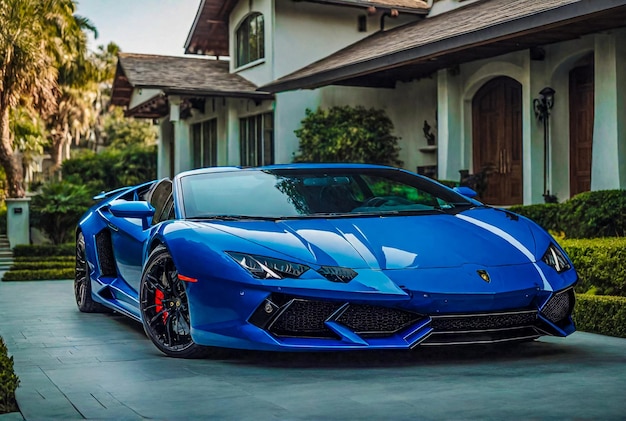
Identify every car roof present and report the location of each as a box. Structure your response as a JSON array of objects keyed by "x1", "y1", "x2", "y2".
[{"x1": 176, "y1": 163, "x2": 401, "y2": 180}]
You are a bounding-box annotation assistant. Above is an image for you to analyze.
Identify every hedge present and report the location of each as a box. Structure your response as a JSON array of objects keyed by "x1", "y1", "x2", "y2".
[
  {"x1": 10, "y1": 261, "x2": 75, "y2": 271},
  {"x1": 12, "y1": 244, "x2": 74, "y2": 257},
  {"x1": 574, "y1": 294, "x2": 626, "y2": 338},
  {"x1": 508, "y1": 203, "x2": 561, "y2": 232},
  {"x1": 15, "y1": 256, "x2": 74, "y2": 263},
  {"x1": 560, "y1": 237, "x2": 626, "y2": 297},
  {"x1": 2, "y1": 268, "x2": 74, "y2": 282},
  {"x1": 0, "y1": 337, "x2": 19, "y2": 414},
  {"x1": 509, "y1": 189, "x2": 625, "y2": 239}
]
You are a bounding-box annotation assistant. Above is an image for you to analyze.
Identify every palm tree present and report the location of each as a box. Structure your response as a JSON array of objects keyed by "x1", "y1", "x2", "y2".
[{"x1": 0, "y1": 0, "x2": 94, "y2": 197}]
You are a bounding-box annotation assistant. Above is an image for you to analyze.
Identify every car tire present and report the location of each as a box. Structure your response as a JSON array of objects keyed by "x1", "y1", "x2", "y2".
[
  {"x1": 139, "y1": 245, "x2": 212, "y2": 358},
  {"x1": 74, "y1": 232, "x2": 108, "y2": 313}
]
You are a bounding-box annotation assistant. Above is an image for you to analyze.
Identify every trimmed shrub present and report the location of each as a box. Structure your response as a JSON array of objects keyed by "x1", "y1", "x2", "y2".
[
  {"x1": 574, "y1": 294, "x2": 626, "y2": 338},
  {"x1": 560, "y1": 190, "x2": 626, "y2": 238},
  {"x1": 508, "y1": 203, "x2": 561, "y2": 232},
  {"x1": 1, "y1": 268, "x2": 74, "y2": 281},
  {"x1": 0, "y1": 337, "x2": 19, "y2": 414},
  {"x1": 13, "y1": 244, "x2": 74, "y2": 257},
  {"x1": 508, "y1": 189, "x2": 625, "y2": 239},
  {"x1": 15, "y1": 256, "x2": 74, "y2": 263},
  {"x1": 10, "y1": 261, "x2": 74, "y2": 270},
  {"x1": 560, "y1": 237, "x2": 626, "y2": 296}
]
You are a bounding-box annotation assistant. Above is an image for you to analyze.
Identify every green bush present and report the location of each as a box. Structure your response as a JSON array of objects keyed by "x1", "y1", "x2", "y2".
[
  {"x1": 510, "y1": 190, "x2": 625, "y2": 239},
  {"x1": 0, "y1": 336, "x2": 19, "y2": 414},
  {"x1": 508, "y1": 203, "x2": 561, "y2": 232},
  {"x1": 10, "y1": 261, "x2": 74, "y2": 270},
  {"x1": 560, "y1": 237, "x2": 626, "y2": 296},
  {"x1": 560, "y1": 190, "x2": 626, "y2": 238},
  {"x1": 2, "y1": 268, "x2": 74, "y2": 281},
  {"x1": 13, "y1": 244, "x2": 74, "y2": 257},
  {"x1": 293, "y1": 106, "x2": 402, "y2": 166},
  {"x1": 30, "y1": 181, "x2": 93, "y2": 245},
  {"x1": 15, "y1": 256, "x2": 74, "y2": 263},
  {"x1": 574, "y1": 294, "x2": 626, "y2": 338}
]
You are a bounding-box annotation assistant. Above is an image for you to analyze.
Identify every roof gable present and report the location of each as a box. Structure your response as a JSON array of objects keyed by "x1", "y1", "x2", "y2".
[
  {"x1": 184, "y1": 0, "x2": 429, "y2": 56},
  {"x1": 262, "y1": 0, "x2": 626, "y2": 92}
]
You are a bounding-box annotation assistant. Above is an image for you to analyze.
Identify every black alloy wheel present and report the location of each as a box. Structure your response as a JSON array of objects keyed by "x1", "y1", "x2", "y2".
[
  {"x1": 139, "y1": 246, "x2": 210, "y2": 358},
  {"x1": 74, "y1": 232, "x2": 107, "y2": 312}
]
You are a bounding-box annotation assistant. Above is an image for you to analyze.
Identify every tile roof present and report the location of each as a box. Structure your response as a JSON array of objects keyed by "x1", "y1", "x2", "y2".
[
  {"x1": 113, "y1": 53, "x2": 270, "y2": 99},
  {"x1": 262, "y1": 0, "x2": 626, "y2": 92}
]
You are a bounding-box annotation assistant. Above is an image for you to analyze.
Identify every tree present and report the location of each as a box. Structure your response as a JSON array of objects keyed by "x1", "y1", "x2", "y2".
[
  {"x1": 294, "y1": 106, "x2": 403, "y2": 166},
  {"x1": 0, "y1": 0, "x2": 94, "y2": 197},
  {"x1": 30, "y1": 181, "x2": 93, "y2": 244}
]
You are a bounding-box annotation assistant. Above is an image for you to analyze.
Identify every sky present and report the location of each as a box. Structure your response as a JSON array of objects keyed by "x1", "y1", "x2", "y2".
[{"x1": 75, "y1": 0, "x2": 201, "y2": 56}]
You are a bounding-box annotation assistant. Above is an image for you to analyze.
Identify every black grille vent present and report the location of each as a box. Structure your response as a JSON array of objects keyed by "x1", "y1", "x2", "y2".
[
  {"x1": 95, "y1": 230, "x2": 116, "y2": 277},
  {"x1": 541, "y1": 289, "x2": 575, "y2": 323},
  {"x1": 269, "y1": 300, "x2": 342, "y2": 338},
  {"x1": 431, "y1": 311, "x2": 537, "y2": 331},
  {"x1": 336, "y1": 304, "x2": 421, "y2": 336}
]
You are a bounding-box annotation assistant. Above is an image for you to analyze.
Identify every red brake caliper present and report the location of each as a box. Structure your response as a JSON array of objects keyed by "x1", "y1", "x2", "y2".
[{"x1": 154, "y1": 289, "x2": 168, "y2": 323}]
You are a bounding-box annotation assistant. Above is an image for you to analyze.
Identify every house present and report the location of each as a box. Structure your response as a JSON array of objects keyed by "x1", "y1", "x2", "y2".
[{"x1": 111, "y1": 0, "x2": 626, "y2": 205}]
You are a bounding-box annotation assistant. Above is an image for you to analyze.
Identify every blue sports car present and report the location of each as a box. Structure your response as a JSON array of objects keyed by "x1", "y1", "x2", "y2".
[{"x1": 75, "y1": 164, "x2": 577, "y2": 358}]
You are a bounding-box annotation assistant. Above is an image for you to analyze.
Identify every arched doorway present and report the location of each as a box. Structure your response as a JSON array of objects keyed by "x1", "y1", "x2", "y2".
[
  {"x1": 569, "y1": 54, "x2": 594, "y2": 196},
  {"x1": 472, "y1": 77, "x2": 523, "y2": 205}
]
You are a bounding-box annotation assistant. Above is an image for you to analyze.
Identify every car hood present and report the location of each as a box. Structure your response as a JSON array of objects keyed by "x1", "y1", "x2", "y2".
[{"x1": 204, "y1": 208, "x2": 539, "y2": 270}]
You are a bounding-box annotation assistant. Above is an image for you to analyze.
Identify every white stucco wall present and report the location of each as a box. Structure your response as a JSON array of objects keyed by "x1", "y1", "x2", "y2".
[
  {"x1": 230, "y1": 0, "x2": 421, "y2": 86},
  {"x1": 129, "y1": 88, "x2": 162, "y2": 109}
]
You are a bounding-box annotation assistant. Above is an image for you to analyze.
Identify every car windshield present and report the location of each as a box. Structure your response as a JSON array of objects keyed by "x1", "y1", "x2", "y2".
[{"x1": 179, "y1": 168, "x2": 474, "y2": 219}]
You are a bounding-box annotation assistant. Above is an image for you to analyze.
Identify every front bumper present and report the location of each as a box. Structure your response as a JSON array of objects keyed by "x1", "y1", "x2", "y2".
[{"x1": 189, "y1": 287, "x2": 576, "y2": 351}]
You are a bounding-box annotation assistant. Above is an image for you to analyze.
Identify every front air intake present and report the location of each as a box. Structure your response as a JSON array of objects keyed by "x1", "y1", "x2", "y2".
[{"x1": 541, "y1": 288, "x2": 575, "y2": 325}]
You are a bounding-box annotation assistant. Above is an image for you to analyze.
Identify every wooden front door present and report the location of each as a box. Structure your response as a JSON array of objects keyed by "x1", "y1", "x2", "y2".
[
  {"x1": 569, "y1": 60, "x2": 594, "y2": 196},
  {"x1": 472, "y1": 77, "x2": 523, "y2": 205}
]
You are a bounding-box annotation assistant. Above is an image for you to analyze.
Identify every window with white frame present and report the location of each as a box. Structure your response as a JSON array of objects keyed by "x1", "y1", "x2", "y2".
[
  {"x1": 240, "y1": 112, "x2": 274, "y2": 167},
  {"x1": 191, "y1": 119, "x2": 218, "y2": 168},
  {"x1": 236, "y1": 13, "x2": 264, "y2": 67}
]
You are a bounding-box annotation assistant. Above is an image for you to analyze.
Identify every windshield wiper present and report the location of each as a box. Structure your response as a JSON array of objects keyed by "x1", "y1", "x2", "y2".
[{"x1": 190, "y1": 215, "x2": 278, "y2": 221}]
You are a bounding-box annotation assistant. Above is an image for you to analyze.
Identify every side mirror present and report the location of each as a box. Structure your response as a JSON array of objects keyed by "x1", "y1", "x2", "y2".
[
  {"x1": 453, "y1": 186, "x2": 478, "y2": 199},
  {"x1": 109, "y1": 200, "x2": 155, "y2": 229}
]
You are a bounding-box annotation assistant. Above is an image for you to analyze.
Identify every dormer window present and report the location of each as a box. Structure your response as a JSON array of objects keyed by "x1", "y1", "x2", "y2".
[{"x1": 236, "y1": 13, "x2": 264, "y2": 67}]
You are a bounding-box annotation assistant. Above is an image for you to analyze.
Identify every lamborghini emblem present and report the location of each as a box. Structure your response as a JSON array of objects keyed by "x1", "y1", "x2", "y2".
[{"x1": 477, "y1": 270, "x2": 491, "y2": 283}]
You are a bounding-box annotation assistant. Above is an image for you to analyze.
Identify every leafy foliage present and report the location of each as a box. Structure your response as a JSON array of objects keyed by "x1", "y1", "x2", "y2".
[
  {"x1": 30, "y1": 182, "x2": 93, "y2": 244},
  {"x1": 63, "y1": 144, "x2": 157, "y2": 194},
  {"x1": 103, "y1": 108, "x2": 157, "y2": 149},
  {"x1": 559, "y1": 237, "x2": 626, "y2": 297},
  {"x1": 508, "y1": 203, "x2": 561, "y2": 232},
  {"x1": 575, "y1": 294, "x2": 626, "y2": 338},
  {"x1": 560, "y1": 190, "x2": 626, "y2": 238},
  {"x1": 13, "y1": 244, "x2": 74, "y2": 257},
  {"x1": 294, "y1": 106, "x2": 402, "y2": 166},
  {"x1": 509, "y1": 190, "x2": 626, "y2": 239},
  {"x1": 2, "y1": 268, "x2": 74, "y2": 281},
  {"x1": 0, "y1": 336, "x2": 19, "y2": 414}
]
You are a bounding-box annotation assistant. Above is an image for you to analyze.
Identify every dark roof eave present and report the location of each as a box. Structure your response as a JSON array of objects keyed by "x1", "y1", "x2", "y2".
[
  {"x1": 302, "y1": 0, "x2": 429, "y2": 14},
  {"x1": 261, "y1": 0, "x2": 626, "y2": 93},
  {"x1": 162, "y1": 87, "x2": 274, "y2": 100}
]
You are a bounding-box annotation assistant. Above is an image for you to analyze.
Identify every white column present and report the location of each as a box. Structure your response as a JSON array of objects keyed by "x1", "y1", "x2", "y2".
[
  {"x1": 591, "y1": 33, "x2": 626, "y2": 190},
  {"x1": 226, "y1": 99, "x2": 240, "y2": 166},
  {"x1": 437, "y1": 68, "x2": 462, "y2": 181},
  {"x1": 169, "y1": 96, "x2": 191, "y2": 175}
]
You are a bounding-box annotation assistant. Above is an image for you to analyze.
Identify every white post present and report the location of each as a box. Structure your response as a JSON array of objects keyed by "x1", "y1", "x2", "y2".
[{"x1": 6, "y1": 198, "x2": 30, "y2": 247}]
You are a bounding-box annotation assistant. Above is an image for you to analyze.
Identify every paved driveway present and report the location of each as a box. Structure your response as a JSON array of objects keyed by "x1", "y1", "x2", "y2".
[{"x1": 1, "y1": 279, "x2": 625, "y2": 420}]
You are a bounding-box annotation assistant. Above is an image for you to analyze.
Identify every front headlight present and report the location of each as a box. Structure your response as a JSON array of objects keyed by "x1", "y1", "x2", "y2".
[
  {"x1": 541, "y1": 244, "x2": 571, "y2": 273},
  {"x1": 226, "y1": 252, "x2": 310, "y2": 279}
]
